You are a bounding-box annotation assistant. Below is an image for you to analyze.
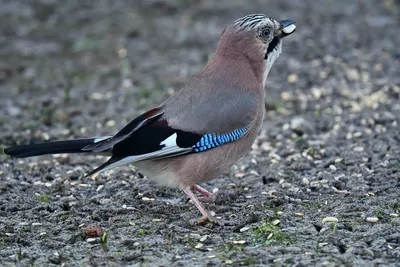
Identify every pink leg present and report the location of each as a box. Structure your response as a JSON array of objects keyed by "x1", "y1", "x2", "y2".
[
  {"x1": 183, "y1": 187, "x2": 214, "y2": 224},
  {"x1": 191, "y1": 184, "x2": 216, "y2": 202}
]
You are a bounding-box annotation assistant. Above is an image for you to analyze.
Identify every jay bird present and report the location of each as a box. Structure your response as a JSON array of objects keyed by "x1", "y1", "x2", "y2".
[{"x1": 4, "y1": 14, "x2": 296, "y2": 224}]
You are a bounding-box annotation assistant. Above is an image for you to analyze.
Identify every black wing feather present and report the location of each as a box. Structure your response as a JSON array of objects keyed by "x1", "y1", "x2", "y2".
[
  {"x1": 82, "y1": 107, "x2": 164, "y2": 152},
  {"x1": 112, "y1": 120, "x2": 202, "y2": 157}
]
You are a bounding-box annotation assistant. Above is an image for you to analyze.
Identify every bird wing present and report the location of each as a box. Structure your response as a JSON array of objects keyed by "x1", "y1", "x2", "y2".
[
  {"x1": 84, "y1": 111, "x2": 249, "y2": 177},
  {"x1": 82, "y1": 107, "x2": 164, "y2": 152},
  {"x1": 84, "y1": 79, "x2": 258, "y2": 177}
]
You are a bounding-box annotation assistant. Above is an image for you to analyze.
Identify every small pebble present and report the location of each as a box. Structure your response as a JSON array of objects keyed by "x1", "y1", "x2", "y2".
[
  {"x1": 239, "y1": 227, "x2": 250, "y2": 232},
  {"x1": 85, "y1": 224, "x2": 104, "y2": 237},
  {"x1": 250, "y1": 170, "x2": 259, "y2": 176},
  {"x1": 295, "y1": 213, "x2": 304, "y2": 217},
  {"x1": 200, "y1": 235, "x2": 208, "y2": 242},
  {"x1": 287, "y1": 73, "x2": 298, "y2": 83},
  {"x1": 335, "y1": 158, "x2": 343, "y2": 163},
  {"x1": 195, "y1": 243, "x2": 203, "y2": 249},
  {"x1": 233, "y1": 240, "x2": 246, "y2": 244}
]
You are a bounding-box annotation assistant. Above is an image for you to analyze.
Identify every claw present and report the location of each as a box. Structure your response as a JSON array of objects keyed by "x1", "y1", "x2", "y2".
[
  {"x1": 190, "y1": 215, "x2": 214, "y2": 225},
  {"x1": 183, "y1": 186, "x2": 218, "y2": 225}
]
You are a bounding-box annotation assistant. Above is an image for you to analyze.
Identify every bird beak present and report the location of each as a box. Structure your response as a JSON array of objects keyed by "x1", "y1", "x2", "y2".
[{"x1": 280, "y1": 20, "x2": 296, "y2": 37}]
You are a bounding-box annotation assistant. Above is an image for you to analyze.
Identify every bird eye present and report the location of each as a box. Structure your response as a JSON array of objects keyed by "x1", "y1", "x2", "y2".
[{"x1": 261, "y1": 28, "x2": 271, "y2": 38}]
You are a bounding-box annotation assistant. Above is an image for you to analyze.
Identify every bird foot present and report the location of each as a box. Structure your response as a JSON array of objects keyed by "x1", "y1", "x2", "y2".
[
  {"x1": 191, "y1": 184, "x2": 217, "y2": 203},
  {"x1": 198, "y1": 193, "x2": 217, "y2": 203}
]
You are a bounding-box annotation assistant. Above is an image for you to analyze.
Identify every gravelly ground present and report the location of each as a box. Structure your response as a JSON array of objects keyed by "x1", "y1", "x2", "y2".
[{"x1": 0, "y1": 0, "x2": 399, "y2": 266}]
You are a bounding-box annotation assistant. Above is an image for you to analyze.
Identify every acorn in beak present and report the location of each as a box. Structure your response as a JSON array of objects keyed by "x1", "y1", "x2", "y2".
[{"x1": 280, "y1": 20, "x2": 296, "y2": 37}]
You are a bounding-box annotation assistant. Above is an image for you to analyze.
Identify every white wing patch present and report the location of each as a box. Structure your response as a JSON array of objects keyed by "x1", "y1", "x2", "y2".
[
  {"x1": 88, "y1": 133, "x2": 191, "y2": 176},
  {"x1": 94, "y1": 136, "x2": 113, "y2": 143},
  {"x1": 160, "y1": 133, "x2": 177, "y2": 148}
]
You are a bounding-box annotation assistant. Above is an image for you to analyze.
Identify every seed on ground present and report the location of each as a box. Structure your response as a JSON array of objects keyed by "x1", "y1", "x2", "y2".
[
  {"x1": 322, "y1": 217, "x2": 339, "y2": 223},
  {"x1": 233, "y1": 240, "x2": 246, "y2": 244},
  {"x1": 295, "y1": 213, "x2": 304, "y2": 217},
  {"x1": 335, "y1": 158, "x2": 343, "y2": 163},
  {"x1": 194, "y1": 243, "x2": 203, "y2": 249},
  {"x1": 272, "y1": 219, "x2": 280, "y2": 225},
  {"x1": 366, "y1": 217, "x2": 379, "y2": 223},
  {"x1": 240, "y1": 227, "x2": 250, "y2": 232},
  {"x1": 319, "y1": 227, "x2": 328, "y2": 233}
]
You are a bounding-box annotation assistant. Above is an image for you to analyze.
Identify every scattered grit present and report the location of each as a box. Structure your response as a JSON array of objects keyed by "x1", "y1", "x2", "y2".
[{"x1": 0, "y1": 0, "x2": 399, "y2": 266}]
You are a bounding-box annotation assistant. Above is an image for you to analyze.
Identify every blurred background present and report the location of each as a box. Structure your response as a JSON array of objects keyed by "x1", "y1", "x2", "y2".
[
  {"x1": 0, "y1": 0, "x2": 398, "y2": 142},
  {"x1": 0, "y1": 0, "x2": 399, "y2": 266}
]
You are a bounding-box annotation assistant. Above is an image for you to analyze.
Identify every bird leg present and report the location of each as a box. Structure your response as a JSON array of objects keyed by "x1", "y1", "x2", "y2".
[
  {"x1": 191, "y1": 184, "x2": 217, "y2": 203},
  {"x1": 183, "y1": 187, "x2": 215, "y2": 225}
]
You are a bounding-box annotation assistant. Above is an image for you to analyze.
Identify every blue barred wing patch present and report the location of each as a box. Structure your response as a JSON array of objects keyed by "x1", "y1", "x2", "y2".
[{"x1": 192, "y1": 127, "x2": 248, "y2": 152}]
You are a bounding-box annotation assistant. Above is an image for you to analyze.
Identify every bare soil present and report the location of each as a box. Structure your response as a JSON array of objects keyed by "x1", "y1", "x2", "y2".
[{"x1": 0, "y1": 0, "x2": 399, "y2": 266}]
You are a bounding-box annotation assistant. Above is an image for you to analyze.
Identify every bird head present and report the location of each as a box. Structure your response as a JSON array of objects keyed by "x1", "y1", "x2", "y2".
[{"x1": 217, "y1": 14, "x2": 296, "y2": 84}]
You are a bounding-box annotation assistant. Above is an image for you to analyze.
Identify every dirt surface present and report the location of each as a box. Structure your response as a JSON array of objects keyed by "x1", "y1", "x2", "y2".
[{"x1": 0, "y1": 0, "x2": 399, "y2": 266}]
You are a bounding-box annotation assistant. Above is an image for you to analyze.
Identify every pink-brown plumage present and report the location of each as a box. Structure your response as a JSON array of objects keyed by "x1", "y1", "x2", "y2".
[{"x1": 4, "y1": 14, "x2": 296, "y2": 224}]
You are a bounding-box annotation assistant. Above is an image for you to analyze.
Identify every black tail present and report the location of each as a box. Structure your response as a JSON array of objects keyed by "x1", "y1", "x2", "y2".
[{"x1": 4, "y1": 138, "x2": 98, "y2": 158}]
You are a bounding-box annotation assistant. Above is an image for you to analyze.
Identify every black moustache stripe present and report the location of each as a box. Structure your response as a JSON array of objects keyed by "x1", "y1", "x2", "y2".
[{"x1": 265, "y1": 37, "x2": 280, "y2": 59}]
